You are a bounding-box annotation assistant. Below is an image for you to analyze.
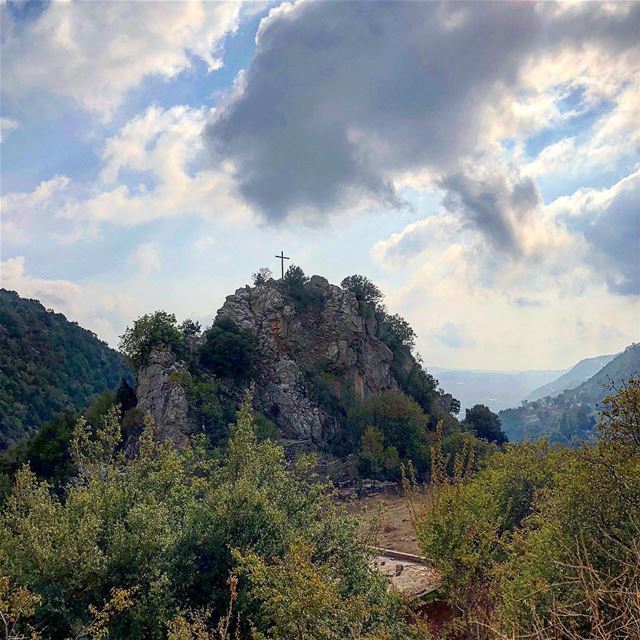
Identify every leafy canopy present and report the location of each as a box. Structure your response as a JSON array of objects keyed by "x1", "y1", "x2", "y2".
[{"x1": 119, "y1": 311, "x2": 186, "y2": 369}]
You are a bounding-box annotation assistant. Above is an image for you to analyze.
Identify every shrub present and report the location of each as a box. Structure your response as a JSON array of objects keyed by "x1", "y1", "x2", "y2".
[
  {"x1": 119, "y1": 311, "x2": 186, "y2": 370},
  {"x1": 252, "y1": 267, "x2": 273, "y2": 286},
  {"x1": 349, "y1": 389, "x2": 432, "y2": 476},
  {"x1": 341, "y1": 275, "x2": 383, "y2": 317},
  {"x1": 199, "y1": 317, "x2": 255, "y2": 380},
  {"x1": 0, "y1": 395, "x2": 416, "y2": 639}
]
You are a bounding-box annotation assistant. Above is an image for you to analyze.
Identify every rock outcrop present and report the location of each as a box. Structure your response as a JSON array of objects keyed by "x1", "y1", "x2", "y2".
[
  {"x1": 136, "y1": 349, "x2": 194, "y2": 445},
  {"x1": 217, "y1": 276, "x2": 397, "y2": 445}
]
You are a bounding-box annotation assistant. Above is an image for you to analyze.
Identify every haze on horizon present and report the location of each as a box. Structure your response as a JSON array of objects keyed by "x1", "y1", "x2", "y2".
[{"x1": 1, "y1": 1, "x2": 639, "y2": 371}]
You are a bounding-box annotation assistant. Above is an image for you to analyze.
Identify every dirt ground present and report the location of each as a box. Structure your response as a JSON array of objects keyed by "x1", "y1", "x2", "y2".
[{"x1": 346, "y1": 491, "x2": 426, "y2": 555}]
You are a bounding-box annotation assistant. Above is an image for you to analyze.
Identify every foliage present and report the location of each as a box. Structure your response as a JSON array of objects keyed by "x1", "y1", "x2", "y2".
[
  {"x1": 499, "y1": 342, "x2": 640, "y2": 443},
  {"x1": 115, "y1": 378, "x2": 137, "y2": 413},
  {"x1": 180, "y1": 319, "x2": 202, "y2": 338},
  {"x1": 341, "y1": 275, "x2": 383, "y2": 318},
  {"x1": 252, "y1": 268, "x2": 273, "y2": 286},
  {"x1": 281, "y1": 265, "x2": 325, "y2": 312},
  {"x1": 0, "y1": 289, "x2": 129, "y2": 449},
  {"x1": 199, "y1": 317, "x2": 255, "y2": 381},
  {"x1": 0, "y1": 395, "x2": 415, "y2": 639},
  {"x1": 414, "y1": 379, "x2": 640, "y2": 638},
  {"x1": 119, "y1": 311, "x2": 186, "y2": 370},
  {"x1": 463, "y1": 404, "x2": 507, "y2": 445},
  {"x1": 0, "y1": 391, "x2": 123, "y2": 500},
  {"x1": 379, "y1": 314, "x2": 416, "y2": 351},
  {"x1": 349, "y1": 389, "x2": 432, "y2": 477}
]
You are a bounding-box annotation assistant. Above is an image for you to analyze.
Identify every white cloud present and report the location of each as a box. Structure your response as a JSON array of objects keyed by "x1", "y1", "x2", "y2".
[
  {"x1": 1, "y1": 105, "x2": 252, "y2": 242},
  {"x1": 372, "y1": 169, "x2": 640, "y2": 368},
  {"x1": 130, "y1": 242, "x2": 161, "y2": 276},
  {"x1": 1, "y1": 1, "x2": 241, "y2": 119},
  {"x1": 0, "y1": 175, "x2": 71, "y2": 244},
  {"x1": 0, "y1": 117, "x2": 19, "y2": 142}
]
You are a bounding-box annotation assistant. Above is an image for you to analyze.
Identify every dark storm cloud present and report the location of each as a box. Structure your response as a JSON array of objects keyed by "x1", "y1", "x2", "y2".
[
  {"x1": 441, "y1": 171, "x2": 541, "y2": 255},
  {"x1": 205, "y1": 1, "x2": 640, "y2": 221},
  {"x1": 584, "y1": 175, "x2": 640, "y2": 296}
]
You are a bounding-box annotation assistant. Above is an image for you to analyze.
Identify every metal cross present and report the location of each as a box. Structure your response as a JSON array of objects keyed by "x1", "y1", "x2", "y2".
[{"x1": 275, "y1": 250, "x2": 290, "y2": 279}]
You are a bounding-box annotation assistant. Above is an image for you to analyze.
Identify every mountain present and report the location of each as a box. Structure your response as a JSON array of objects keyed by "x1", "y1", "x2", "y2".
[
  {"x1": 431, "y1": 367, "x2": 563, "y2": 413},
  {"x1": 525, "y1": 353, "x2": 617, "y2": 402},
  {"x1": 124, "y1": 273, "x2": 472, "y2": 477},
  {"x1": 499, "y1": 343, "x2": 640, "y2": 443},
  {"x1": 135, "y1": 275, "x2": 456, "y2": 446},
  {"x1": 0, "y1": 289, "x2": 130, "y2": 449}
]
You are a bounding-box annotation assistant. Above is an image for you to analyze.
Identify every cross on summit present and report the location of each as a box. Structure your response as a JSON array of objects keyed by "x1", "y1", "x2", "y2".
[{"x1": 275, "y1": 250, "x2": 289, "y2": 279}]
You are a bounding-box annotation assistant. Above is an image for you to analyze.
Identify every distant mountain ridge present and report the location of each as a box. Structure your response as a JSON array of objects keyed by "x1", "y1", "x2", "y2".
[
  {"x1": 0, "y1": 289, "x2": 130, "y2": 449},
  {"x1": 525, "y1": 353, "x2": 617, "y2": 402},
  {"x1": 431, "y1": 367, "x2": 563, "y2": 413},
  {"x1": 499, "y1": 343, "x2": 640, "y2": 444}
]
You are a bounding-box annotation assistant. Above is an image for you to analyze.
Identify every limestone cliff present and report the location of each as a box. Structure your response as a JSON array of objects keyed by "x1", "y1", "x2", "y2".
[
  {"x1": 134, "y1": 275, "x2": 449, "y2": 450},
  {"x1": 217, "y1": 275, "x2": 397, "y2": 445},
  {"x1": 136, "y1": 349, "x2": 194, "y2": 445}
]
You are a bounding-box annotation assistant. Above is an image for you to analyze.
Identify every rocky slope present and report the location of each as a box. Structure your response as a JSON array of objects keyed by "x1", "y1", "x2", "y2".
[{"x1": 135, "y1": 275, "x2": 451, "y2": 451}]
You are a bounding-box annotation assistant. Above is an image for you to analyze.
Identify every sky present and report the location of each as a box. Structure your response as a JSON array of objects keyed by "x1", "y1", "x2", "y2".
[{"x1": 1, "y1": 0, "x2": 639, "y2": 371}]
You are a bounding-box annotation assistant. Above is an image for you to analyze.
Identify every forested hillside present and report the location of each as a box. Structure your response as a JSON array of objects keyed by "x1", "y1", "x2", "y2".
[
  {"x1": 0, "y1": 289, "x2": 130, "y2": 449},
  {"x1": 500, "y1": 343, "x2": 640, "y2": 443},
  {"x1": 525, "y1": 352, "x2": 617, "y2": 402}
]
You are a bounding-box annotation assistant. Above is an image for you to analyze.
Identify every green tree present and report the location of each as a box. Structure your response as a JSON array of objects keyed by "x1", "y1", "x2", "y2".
[
  {"x1": 463, "y1": 404, "x2": 508, "y2": 445},
  {"x1": 341, "y1": 275, "x2": 383, "y2": 317},
  {"x1": 119, "y1": 311, "x2": 186, "y2": 370},
  {"x1": 379, "y1": 313, "x2": 416, "y2": 351},
  {"x1": 252, "y1": 267, "x2": 273, "y2": 286},
  {"x1": 199, "y1": 317, "x2": 255, "y2": 381}
]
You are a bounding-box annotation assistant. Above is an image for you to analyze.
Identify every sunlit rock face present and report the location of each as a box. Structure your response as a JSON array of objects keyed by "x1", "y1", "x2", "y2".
[{"x1": 217, "y1": 276, "x2": 397, "y2": 445}]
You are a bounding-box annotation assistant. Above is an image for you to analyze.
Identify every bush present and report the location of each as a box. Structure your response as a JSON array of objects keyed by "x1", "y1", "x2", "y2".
[
  {"x1": 119, "y1": 311, "x2": 186, "y2": 370},
  {"x1": 341, "y1": 275, "x2": 383, "y2": 317},
  {"x1": 349, "y1": 389, "x2": 432, "y2": 476},
  {"x1": 199, "y1": 317, "x2": 255, "y2": 381},
  {"x1": 282, "y1": 265, "x2": 325, "y2": 311},
  {"x1": 413, "y1": 379, "x2": 640, "y2": 637},
  {"x1": 0, "y1": 396, "x2": 416, "y2": 639}
]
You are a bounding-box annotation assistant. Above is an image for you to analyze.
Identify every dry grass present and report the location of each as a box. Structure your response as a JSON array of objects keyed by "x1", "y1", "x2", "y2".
[{"x1": 346, "y1": 492, "x2": 425, "y2": 555}]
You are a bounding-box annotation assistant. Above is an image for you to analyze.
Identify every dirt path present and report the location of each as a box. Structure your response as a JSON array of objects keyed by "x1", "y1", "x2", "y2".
[{"x1": 346, "y1": 492, "x2": 425, "y2": 555}]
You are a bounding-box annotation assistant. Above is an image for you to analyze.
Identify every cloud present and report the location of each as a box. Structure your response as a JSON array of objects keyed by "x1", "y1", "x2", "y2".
[
  {"x1": 440, "y1": 169, "x2": 541, "y2": 256},
  {"x1": 0, "y1": 256, "x2": 82, "y2": 309},
  {"x1": 551, "y1": 170, "x2": 640, "y2": 296},
  {"x1": 204, "y1": 1, "x2": 640, "y2": 221},
  {"x1": 0, "y1": 117, "x2": 19, "y2": 142},
  {"x1": 0, "y1": 175, "x2": 71, "y2": 243},
  {"x1": 433, "y1": 323, "x2": 475, "y2": 349},
  {"x1": 1, "y1": 1, "x2": 241, "y2": 119},
  {"x1": 130, "y1": 242, "x2": 161, "y2": 276},
  {"x1": 1, "y1": 105, "x2": 252, "y2": 241}
]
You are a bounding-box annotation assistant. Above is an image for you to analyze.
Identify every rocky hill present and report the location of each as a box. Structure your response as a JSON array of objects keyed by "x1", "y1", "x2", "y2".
[
  {"x1": 499, "y1": 343, "x2": 640, "y2": 444},
  {"x1": 0, "y1": 289, "x2": 130, "y2": 449},
  {"x1": 127, "y1": 272, "x2": 462, "y2": 473}
]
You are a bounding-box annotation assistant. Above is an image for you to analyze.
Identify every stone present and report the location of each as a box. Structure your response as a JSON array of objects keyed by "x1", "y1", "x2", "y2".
[
  {"x1": 135, "y1": 348, "x2": 194, "y2": 445},
  {"x1": 215, "y1": 276, "x2": 397, "y2": 446}
]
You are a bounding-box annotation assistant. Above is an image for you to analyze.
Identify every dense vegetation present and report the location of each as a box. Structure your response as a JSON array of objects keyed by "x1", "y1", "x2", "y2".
[
  {"x1": 0, "y1": 290, "x2": 130, "y2": 449},
  {"x1": 117, "y1": 270, "x2": 497, "y2": 482},
  {"x1": 499, "y1": 343, "x2": 640, "y2": 444},
  {"x1": 0, "y1": 395, "x2": 424, "y2": 640},
  {"x1": 413, "y1": 378, "x2": 640, "y2": 638}
]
